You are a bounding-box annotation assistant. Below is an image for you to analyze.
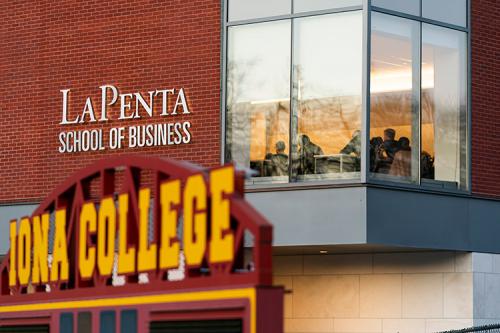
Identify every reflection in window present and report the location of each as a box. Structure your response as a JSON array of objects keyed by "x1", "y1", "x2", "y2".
[
  {"x1": 370, "y1": 13, "x2": 419, "y2": 183},
  {"x1": 293, "y1": 0, "x2": 361, "y2": 13},
  {"x1": 224, "y1": 2, "x2": 469, "y2": 188},
  {"x1": 422, "y1": 24, "x2": 467, "y2": 188},
  {"x1": 372, "y1": 0, "x2": 420, "y2": 16},
  {"x1": 293, "y1": 11, "x2": 362, "y2": 181},
  {"x1": 228, "y1": 0, "x2": 291, "y2": 22},
  {"x1": 422, "y1": 0, "x2": 467, "y2": 27},
  {"x1": 226, "y1": 21, "x2": 291, "y2": 184}
]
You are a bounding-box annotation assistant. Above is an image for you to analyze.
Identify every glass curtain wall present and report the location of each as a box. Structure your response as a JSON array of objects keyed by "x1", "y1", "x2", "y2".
[
  {"x1": 225, "y1": 5, "x2": 363, "y2": 185},
  {"x1": 369, "y1": 3, "x2": 468, "y2": 190},
  {"x1": 225, "y1": 0, "x2": 468, "y2": 189},
  {"x1": 226, "y1": 21, "x2": 291, "y2": 184},
  {"x1": 370, "y1": 13, "x2": 419, "y2": 182},
  {"x1": 293, "y1": 12, "x2": 363, "y2": 181},
  {"x1": 421, "y1": 24, "x2": 467, "y2": 188}
]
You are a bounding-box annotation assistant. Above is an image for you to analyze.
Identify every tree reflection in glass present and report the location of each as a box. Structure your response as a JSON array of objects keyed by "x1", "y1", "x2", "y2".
[
  {"x1": 226, "y1": 21, "x2": 291, "y2": 184},
  {"x1": 292, "y1": 11, "x2": 363, "y2": 181}
]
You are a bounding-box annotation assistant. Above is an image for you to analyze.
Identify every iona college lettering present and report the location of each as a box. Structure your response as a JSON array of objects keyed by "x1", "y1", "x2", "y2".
[
  {"x1": 8, "y1": 165, "x2": 233, "y2": 286},
  {"x1": 0, "y1": 156, "x2": 283, "y2": 333}
]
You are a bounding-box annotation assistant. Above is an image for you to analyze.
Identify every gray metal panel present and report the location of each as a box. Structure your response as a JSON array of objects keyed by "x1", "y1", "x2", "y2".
[
  {"x1": 468, "y1": 199, "x2": 500, "y2": 253},
  {"x1": 366, "y1": 187, "x2": 500, "y2": 253},
  {"x1": 0, "y1": 204, "x2": 38, "y2": 254},
  {"x1": 247, "y1": 187, "x2": 367, "y2": 246}
]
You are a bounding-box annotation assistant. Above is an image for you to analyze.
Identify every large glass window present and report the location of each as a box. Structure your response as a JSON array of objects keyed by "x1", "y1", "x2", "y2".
[
  {"x1": 226, "y1": 11, "x2": 362, "y2": 184},
  {"x1": 421, "y1": 24, "x2": 467, "y2": 188},
  {"x1": 224, "y1": 0, "x2": 469, "y2": 190},
  {"x1": 369, "y1": 12, "x2": 468, "y2": 189},
  {"x1": 370, "y1": 13, "x2": 419, "y2": 183},
  {"x1": 226, "y1": 21, "x2": 291, "y2": 184},
  {"x1": 293, "y1": 11, "x2": 363, "y2": 181}
]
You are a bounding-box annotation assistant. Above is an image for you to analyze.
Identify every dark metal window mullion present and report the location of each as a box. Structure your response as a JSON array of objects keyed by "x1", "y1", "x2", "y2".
[
  {"x1": 289, "y1": 10, "x2": 297, "y2": 183},
  {"x1": 466, "y1": 0, "x2": 471, "y2": 192},
  {"x1": 221, "y1": 0, "x2": 229, "y2": 165},
  {"x1": 418, "y1": 0, "x2": 423, "y2": 187},
  {"x1": 418, "y1": 0, "x2": 423, "y2": 186},
  {"x1": 362, "y1": 0, "x2": 371, "y2": 183},
  {"x1": 415, "y1": 21, "x2": 422, "y2": 185}
]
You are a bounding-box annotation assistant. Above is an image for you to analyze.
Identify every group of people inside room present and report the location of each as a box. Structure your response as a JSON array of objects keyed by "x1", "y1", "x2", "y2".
[{"x1": 250, "y1": 128, "x2": 435, "y2": 179}]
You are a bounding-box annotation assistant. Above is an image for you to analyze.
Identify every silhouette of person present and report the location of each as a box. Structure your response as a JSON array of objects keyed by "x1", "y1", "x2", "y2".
[
  {"x1": 298, "y1": 135, "x2": 324, "y2": 175},
  {"x1": 270, "y1": 141, "x2": 289, "y2": 176},
  {"x1": 340, "y1": 130, "x2": 361, "y2": 157},
  {"x1": 376, "y1": 128, "x2": 399, "y2": 174},
  {"x1": 370, "y1": 136, "x2": 383, "y2": 172},
  {"x1": 421, "y1": 151, "x2": 435, "y2": 179},
  {"x1": 390, "y1": 137, "x2": 411, "y2": 177}
]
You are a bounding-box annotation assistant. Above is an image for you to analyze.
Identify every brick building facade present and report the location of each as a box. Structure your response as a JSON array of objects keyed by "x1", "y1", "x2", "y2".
[
  {"x1": 0, "y1": 0, "x2": 222, "y2": 203},
  {"x1": 2, "y1": 1, "x2": 500, "y2": 332}
]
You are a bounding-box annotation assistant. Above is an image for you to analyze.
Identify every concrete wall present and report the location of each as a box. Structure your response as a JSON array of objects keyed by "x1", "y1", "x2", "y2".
[
  {"x1": 472, "y1": 253, "x2": 500, "y2": 326},
  {"x1": 272, "y1": 251, "x2": 500, "y2": 333},
  {"x1": 247, "y1": 187, "x2": 367, "y2": 247}
]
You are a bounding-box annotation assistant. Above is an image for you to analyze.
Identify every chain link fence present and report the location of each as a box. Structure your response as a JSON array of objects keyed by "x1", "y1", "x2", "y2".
[{"x1": 438, "y1": 324, "x2": 500, "y2": 333}]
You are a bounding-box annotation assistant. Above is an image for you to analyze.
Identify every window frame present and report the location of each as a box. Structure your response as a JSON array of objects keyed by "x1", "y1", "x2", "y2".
[
  {"x1": 367, "y1": 0, "x2": 471, "y2": 194},
  {"x1": 221, "y1": 0, "x2": 471, "y2": 194}
]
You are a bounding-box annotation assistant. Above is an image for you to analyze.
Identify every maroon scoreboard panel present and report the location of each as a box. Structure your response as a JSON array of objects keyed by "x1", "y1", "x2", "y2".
[{"x1": 0, "y1": 156, "x2": 283, "y2": 333}]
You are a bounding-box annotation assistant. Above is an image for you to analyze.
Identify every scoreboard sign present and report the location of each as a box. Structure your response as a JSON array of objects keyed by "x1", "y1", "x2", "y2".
[{"x1": 0, "y1": 156, "x2": 283, "y2": 333}]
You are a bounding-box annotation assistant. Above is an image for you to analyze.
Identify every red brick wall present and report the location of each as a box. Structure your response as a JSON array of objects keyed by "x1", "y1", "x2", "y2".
[
  {"x1": 0, "y1": 0, "x2": 222, "y2": 203},
  {"x1": 471, "y1": 0, "x2": 500, "y2": 197},
  {"x1": 2, "y1": 0, "x2": 499, "y2": 203}
]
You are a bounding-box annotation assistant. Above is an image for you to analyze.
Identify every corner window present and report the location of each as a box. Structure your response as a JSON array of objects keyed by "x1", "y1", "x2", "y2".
[
  {"x1": 225, "y1": 6, "x2": 363, "y2": 185},
  {"x1": 369, "y1": 12, "x2": 468, "y2": 190},
  {"x1": 224, "y1": 0, "x2": 469, "y2": 190}
]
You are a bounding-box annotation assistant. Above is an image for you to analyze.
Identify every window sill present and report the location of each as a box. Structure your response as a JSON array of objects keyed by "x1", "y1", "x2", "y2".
[{"x1": 245, "y1": 177, "x2": 471, "y2": 198}]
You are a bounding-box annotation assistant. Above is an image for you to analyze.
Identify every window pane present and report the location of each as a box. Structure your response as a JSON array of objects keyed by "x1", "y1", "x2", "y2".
[
  {"x1": 421, "y1": 24, "x2": 467, "y2": 188},
  {"x1": 293, "y1": 0, "x2": 361, "y2": 13},
  {"x1": 372, "y1": 0, "x2": 420, "y2": 16},
  {"x1": 292, "y1": 11, "x2": 362, "y2": 181},
  {"x1": 60, "y1": 313, "x2": 74, "y2": 333},
  {"x1": 78, "y1": 312, "x2": 92, "y2": 333},
  {"x1": 422, "y1": 0, "x2": 467, "y2": 27},
  {"x1": 228, "y1": 0, "x2": 291, "y2": 21},
  {"x1": 120, "y1": 310, "x2": 137, "y2": 333},
  {"x1": 370, "y1": 13, "x2": 420, "y2": 183},
  {"x1": 226, "y1": 21, "x2": 291, "y2": 184},
  {"x1": 100, "y1": 311, "x2": 115, "y2": 333}
]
